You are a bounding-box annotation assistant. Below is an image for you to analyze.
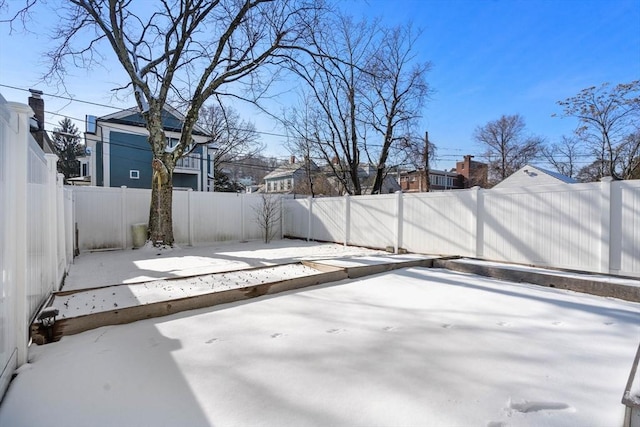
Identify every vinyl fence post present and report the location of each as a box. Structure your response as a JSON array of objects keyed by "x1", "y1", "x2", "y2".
[
  {"x1": 394, "y1": 191, "x2": 403, "y2": 254},
  {"x1": 187, "y1": 188, "x2": 194, "y2": 246},
  {"x1": 279, "y1": 195, "x2": 284, "y2": 240},
  {"x1": 307, "y1": 196, "x2": 313, "y2": 242},
  {"x1": 475, "y1": 187, "x2": 485, "y2": 258},
  {"x1": 600, "y1": 176, "x2": 613, "y2": 274},
  {"x1": 241, "y1": 193, "x2": 246, "y2": 242},
  {"x1": 56, "y1": 173, "x2": 66, "y2": 289},
  {"x1": 470, "y1": 186, "x2": 483, "y2": 258},
  {"x1": 344, "y1": 194, "x2": 350, "y2": 247},
  {"x1": 45, "y1": 154, "x2": 58, "y2": 290},
  {"x1": 609, "y1": 181, "x2": 622, "y2": 275},
  {"x1": 120, "y1": 186, "x2": 127, "y2": 249},
  {"x1": 7, "y1": 101, "x2": 31, "y2": 366}
]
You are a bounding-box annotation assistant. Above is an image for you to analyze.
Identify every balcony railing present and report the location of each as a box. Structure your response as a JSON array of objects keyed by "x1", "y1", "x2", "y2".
[{"x1": 176, "y1": 154, "x2": 200, "y2": 170}]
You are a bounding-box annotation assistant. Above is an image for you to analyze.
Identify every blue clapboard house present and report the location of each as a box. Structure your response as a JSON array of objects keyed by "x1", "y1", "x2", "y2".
[{"x1": 81, "y1": 105, "x2": 216, "y2": 191}]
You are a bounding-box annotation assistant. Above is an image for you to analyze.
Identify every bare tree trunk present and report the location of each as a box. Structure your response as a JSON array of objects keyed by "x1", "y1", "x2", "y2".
[
  {"x1": 148, "y1": 182, "x2": 174, "y2": 246},
  {"x1": 149, "y1": 156, "x2": 174, "y2": 245}
]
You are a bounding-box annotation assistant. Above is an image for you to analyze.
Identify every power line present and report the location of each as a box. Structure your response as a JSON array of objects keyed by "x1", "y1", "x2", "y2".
[
  {"x1": 8, "y1": 83, "x2": 481, "y2": 157},
  {"x1": 0, "y1": 83, "x2": 126, "y2": 110},
  {"x1": 13, "y1": 84, "x2": 600, "y2": 173}
]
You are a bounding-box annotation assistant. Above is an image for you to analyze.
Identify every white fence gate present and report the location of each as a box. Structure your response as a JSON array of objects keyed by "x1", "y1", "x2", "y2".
[
  {"x1": 283, "y1": 180, "x2": 640, "y2": 278},
  {"x1": 0, "y1": 95, "x2": 73, "y2": 400}
]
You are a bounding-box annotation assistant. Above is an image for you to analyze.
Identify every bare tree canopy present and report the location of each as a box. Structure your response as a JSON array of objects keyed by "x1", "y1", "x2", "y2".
[
  {"x1": 474, "y1": 114, "x2": 543, "y2": 186},
  {"x1": 362, "y1": 24, "x2": 431, "y2": 194},
  {"x1": 198, "y1": 104, "x2": 263, "y2": 178},
  {"x1": 282, "y1": 13, "x2": 431, "y2": 195},
  {"x1": 284, "y1": 14, "x2": 376, "y2": 195},
  {"x1": 541, "y1": 136, "x2": 583, "y2": 179},
  {"x1": 557, "y1": 80, "x2": 640, "y2": 180},
  {"x1": 10, "y1": 0, "x2": 324, "y2": 245}
]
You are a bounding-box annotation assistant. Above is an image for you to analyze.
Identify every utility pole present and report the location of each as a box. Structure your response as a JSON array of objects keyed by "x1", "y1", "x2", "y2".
[{"x1": 423, "y1": 131, "x2": 430, "y2": 192}]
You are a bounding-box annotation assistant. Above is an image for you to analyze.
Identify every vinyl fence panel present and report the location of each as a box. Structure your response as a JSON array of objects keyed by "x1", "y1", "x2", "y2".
[
  {"x1": 0, "y1": 97, "x2": 72, "y2": 401},
  {"x1": 282, "y1": 181, "x2": 639, "y2": 278},
  {"x1": 74, "y1": 186, "x2": 125, "y2": 250},
  {"x1": 615, "y1": 180, "x2": 640, "y2": 276},
  {"x1": 73, "y1": 188, "x2": 275, "y2": 250},
  {"x1": 402, "y1": 190, "x2": 477, "y2": 257},
  {"x1": 311, "y1": 197, "x2": 345, "y2": 243},
  {"x1": 481, "y1": 183, "x2": 601, "y2": 271},
  {"x1": 283, "y1": 198, "x2": 310, "y2": 239},
  {"x1": 349, "y1": 194, "x2": 396, "y2": 249}
]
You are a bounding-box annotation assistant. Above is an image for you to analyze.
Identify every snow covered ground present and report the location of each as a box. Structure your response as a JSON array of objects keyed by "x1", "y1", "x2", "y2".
[
  {"x1": 1, "y1": 264, "x2": 638, "y2": 426},
  {"x1": 63, "y1": 240, "x2": 388, "y2": 290}
]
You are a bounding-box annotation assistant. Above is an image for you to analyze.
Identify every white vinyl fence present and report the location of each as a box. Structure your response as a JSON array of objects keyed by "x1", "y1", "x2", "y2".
[
  {"x1": 73, "y1": 187, "x2": 277, "y2": 251},
  {"x1": 283, "y1": 180, "x2": 640, "y2": 278},
  {"x1": 0, "y1": 96, "x2": 73, "y2": 400}
]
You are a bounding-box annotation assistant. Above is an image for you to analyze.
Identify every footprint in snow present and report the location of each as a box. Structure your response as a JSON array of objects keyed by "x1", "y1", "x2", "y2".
[
  {"x1": 382, "y1": 326, "x2": 397, "y2": 332},
  {"x1": 604, "y1": 321, "x2": 615, "y2": 325},
  {"x1": 205, "y1": 338, "x2": 218, "y2": 344},
  {"x1": 486, "y1": 422, "x2": 506, "y2": 427},
  {"x1": 508, "y1": 399, "x2": 573, "y2": 413},
  {"x1": 271, "y1": 333, "x2": 285, "y2": 338},
  {"x1": 441, "y1": 324, "x2": 454, "y2": 329},
  {"x1": 326, "y1": 328, "x2": 346, "y2": 334},
  {"x1": 551, "y1": 321, "x2": 563, "y2": 326},
  {"x1": 496, "y1": 321, "x2": 511, "y2": 327}
]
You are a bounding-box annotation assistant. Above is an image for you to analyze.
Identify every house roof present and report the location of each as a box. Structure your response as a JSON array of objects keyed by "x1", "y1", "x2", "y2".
[
  {"x1": 98, "y1": 105, "x2": 209, "y2": 136},
  {"x1": 494, "y1": 164, "x2": 577, "y2": 188},
  {"x1": 264, "y1": 160, "x2": 319, "y2": 180},
  {"x1": 530, "y1": 165, "x2": 577, "y2": 184}
]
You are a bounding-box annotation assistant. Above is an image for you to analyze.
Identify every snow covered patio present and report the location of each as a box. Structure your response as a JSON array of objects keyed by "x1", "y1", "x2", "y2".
[{"x1": 0, "y1": 241, "x2": 639, "y2": 426}]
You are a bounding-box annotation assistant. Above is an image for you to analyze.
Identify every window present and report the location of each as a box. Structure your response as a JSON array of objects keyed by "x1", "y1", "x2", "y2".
[
  {"x1": 279, "y1": 180, "x2": 284, "y2": 191},
  {"x1": 82, "y1": 163, "x2": 88, "y2": 176},
  {"x1": 166, "y1": 137, "x2": 179, "y2": 148},
  {"x1": 130, "y1": 170, "x2": 140, "y2": 179}
]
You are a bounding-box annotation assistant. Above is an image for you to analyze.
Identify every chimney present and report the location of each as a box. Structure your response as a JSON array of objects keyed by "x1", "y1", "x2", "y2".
[{"x1": 28, "y1": 89, "x2": 45, "y2": 149}]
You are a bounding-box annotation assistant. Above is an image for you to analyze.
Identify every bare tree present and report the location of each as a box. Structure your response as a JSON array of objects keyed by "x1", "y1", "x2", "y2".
[
  {"x1": 541, "y1": 136, "x2": 584, "y2": 178},
  {"x1": 9, "y1": 0, "x2": 323, "y2": 246},
  {"x1": 576, "y1": 159, "x2": 606, "y2": 183},
  {"x1": 283, "y1": 13, "x2": 431, "y2": 195},
  {"x1": 284, "y1": 14, "x2": 380, "y2": 195},
  {"x1": 616, "y1": 130, "x2": 640, "y2": 179},
  {"x1": 283, "y1": 95, "x2": 320, "y2": 197},
  {"x1": 362, "y1": 24, "x2": 432, "y2": 194},
  {"x1": 198, "y1": 104, "x2": 263, "y2": 184},
  {"x1": 474, "y1": 114, "x2": 543, "y2": 186},
  {"x1": 254, "y1": 193, "x2": 281, "y2": 243},
  {"x1": 557, "y1": 80, "x2": 640, "y2": 180}
]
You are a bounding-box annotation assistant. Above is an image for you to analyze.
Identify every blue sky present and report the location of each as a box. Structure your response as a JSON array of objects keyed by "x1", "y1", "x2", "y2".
[{"x1": 1, "y1": 0, "x2": 638, "y2": 170}]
